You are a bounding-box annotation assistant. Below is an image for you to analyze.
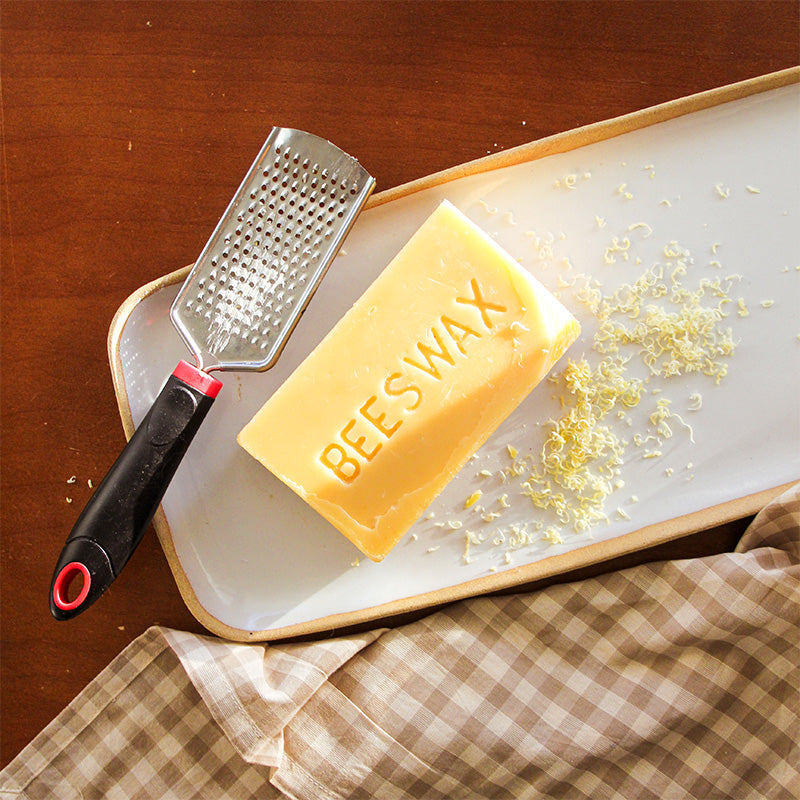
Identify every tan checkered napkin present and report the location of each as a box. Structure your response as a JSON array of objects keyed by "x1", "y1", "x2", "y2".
[{"x1": 3, "y1": 484, "x2": 799, "y2": 799}]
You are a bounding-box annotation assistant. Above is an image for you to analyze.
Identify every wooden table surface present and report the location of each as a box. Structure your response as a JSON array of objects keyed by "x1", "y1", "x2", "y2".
[{"x1": 1, "y1": 0, "x2": 798, "y2": 767}]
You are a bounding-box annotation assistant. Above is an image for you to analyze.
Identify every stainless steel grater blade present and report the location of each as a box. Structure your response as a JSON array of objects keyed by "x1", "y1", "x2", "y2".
[{"x1": 171, "y1": 127, "x2": 375, "y2": 372}]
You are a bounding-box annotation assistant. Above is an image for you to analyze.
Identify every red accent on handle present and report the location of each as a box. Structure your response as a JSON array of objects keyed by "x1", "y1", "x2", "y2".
[
  {"x1": 52, "y1": 562, "x2": 91, "y2": 611},
  {"x1": 172, "y1": 360, "x2": 223, "y2": 399}
]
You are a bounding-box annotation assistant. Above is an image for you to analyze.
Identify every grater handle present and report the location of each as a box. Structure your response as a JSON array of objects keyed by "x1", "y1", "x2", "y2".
[{"x1": 49, "y1": 361, "x2": 222, "y2": 620}]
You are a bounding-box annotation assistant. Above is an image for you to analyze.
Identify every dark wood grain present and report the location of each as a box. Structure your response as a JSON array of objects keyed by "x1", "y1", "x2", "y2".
[{"x1": 1, "y1": 0, "x2": 798, "y2": 768}]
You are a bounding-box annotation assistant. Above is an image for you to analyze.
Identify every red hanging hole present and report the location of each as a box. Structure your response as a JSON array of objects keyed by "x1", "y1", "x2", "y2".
[{"x1": 53, "y1": 562, "x2": 91, "y2": 610}]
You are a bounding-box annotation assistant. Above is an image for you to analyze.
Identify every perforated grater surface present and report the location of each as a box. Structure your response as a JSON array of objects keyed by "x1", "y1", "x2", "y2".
[
  {"x1": 50, "y1": 129, "x2": 374, "y2": 620},
  {"x1": 172, "y1": 127, "x2": 375, "y2": 372}
]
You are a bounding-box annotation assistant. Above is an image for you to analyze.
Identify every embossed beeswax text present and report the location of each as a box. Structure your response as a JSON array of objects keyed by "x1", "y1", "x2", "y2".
[{"x1": 320, "y1": 279, "x2": 509, "y2": 483}]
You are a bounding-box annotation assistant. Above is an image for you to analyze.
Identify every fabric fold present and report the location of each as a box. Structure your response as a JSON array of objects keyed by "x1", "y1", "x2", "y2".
[{"x1": 161, "y1": 627, "x2": 385, "y2": 768}]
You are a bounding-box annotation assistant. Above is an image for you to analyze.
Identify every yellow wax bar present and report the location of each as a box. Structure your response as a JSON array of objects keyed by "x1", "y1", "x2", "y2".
[{"x1": 238, "y1": 200, "x2": 580, "y2": 561}]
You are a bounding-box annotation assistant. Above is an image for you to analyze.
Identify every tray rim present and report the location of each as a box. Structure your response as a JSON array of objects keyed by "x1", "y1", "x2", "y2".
[{"x1": 108, "y1": 67, "x2": 800, "y2": 642}]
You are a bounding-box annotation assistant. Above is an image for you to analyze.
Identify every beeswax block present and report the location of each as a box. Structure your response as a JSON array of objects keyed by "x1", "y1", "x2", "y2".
[{"x1": 238, "y1": 200, "x2": 580, "y2": 560}]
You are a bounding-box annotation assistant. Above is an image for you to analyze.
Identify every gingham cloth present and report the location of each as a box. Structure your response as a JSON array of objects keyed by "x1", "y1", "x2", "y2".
[{"x1": 2, "y1": 484, "x2": 798, "y2": 799}]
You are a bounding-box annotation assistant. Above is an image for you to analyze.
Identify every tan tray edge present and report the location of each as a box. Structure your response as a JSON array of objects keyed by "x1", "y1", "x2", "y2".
[{"x1": 108, "y1": 67, "x2": 799, "y2": 642}]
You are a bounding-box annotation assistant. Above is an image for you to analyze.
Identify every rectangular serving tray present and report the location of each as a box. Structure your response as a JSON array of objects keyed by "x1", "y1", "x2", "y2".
[{"x1": 109, "y1": 69, "x2": 799, "y2": 641}]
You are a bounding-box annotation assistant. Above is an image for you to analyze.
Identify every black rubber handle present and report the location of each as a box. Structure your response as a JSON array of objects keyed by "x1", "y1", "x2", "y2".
[{"x1": 50, "y1": 362, "x2": 221, "y2": 620}]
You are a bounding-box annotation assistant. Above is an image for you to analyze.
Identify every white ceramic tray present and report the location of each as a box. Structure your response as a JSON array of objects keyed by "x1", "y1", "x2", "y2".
[{"x1": 111, "y1": 71, "x2": 799, "y2": 640}]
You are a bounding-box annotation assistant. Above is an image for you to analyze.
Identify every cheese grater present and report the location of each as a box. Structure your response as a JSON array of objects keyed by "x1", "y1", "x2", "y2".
[{"x1": 50, "y1": 129, "x2": 375, "y2": 620}]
